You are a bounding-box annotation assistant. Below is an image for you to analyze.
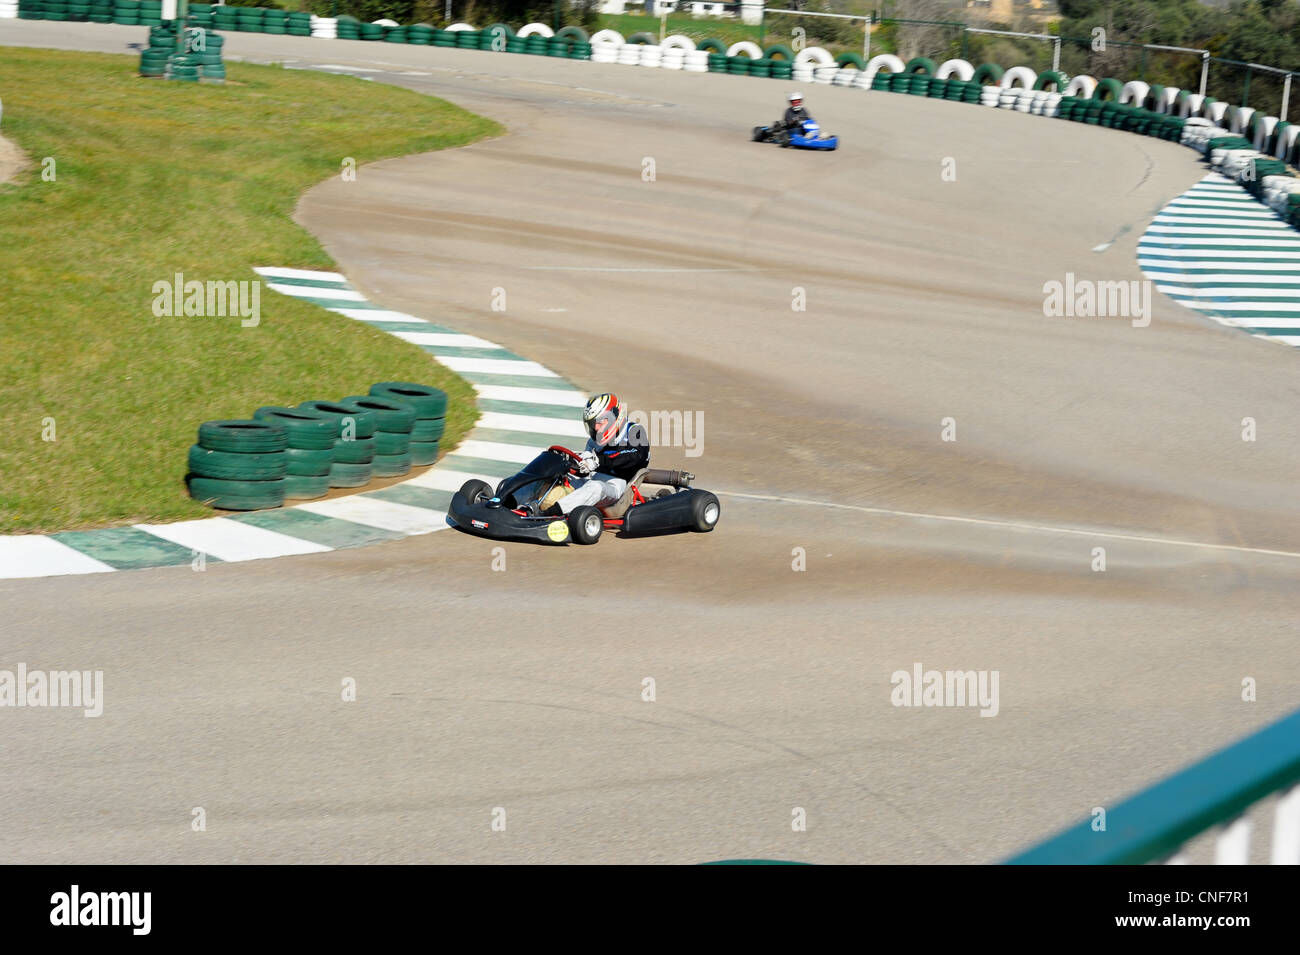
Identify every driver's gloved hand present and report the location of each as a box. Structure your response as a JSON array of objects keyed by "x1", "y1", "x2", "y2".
[{"x1": 577, "y1": 451, "x2": 599, "y2": 476}]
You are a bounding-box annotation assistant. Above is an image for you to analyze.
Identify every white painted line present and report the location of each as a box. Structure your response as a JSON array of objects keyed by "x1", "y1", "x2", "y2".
[
  {"x1": 1168, "y1": 199, "x2": 1265, "y2": 210},
  {"x1": 435, "y1": 356, "x2": 558, "y2": 377},
  {"x1": 519, "y1": 266, "x2": 752, "y2": 273},
  {"x1": 473, "y1": 385, "x2": 587, "y2": 406},
  {"x1": 1138, "y1": 236, "x2": 1300, "y2": 248},
  {"x1": 329, "y1": 308, "x2": 428, "y2": 324},
  {"x1": 402, "y1": 469, "x2": 491, "y2": 492},
  {"x1": 1146, "y1": 225, "x2": 1295, "y2": 236},
  {"x1": 254, "y1": 267, "x2": 347, "y2": 283},
  {"x1": 391, "y1": 331, "x2": 502, "y2": 349},
  {"x1": 450, "y1": 440, "x2": 541, "y2": 464},
  {"x1": 1202, "y1": 316, "x2": 1300, "y2": 328},
  {"x1": 1155, "y1": 210, "x2": 1277, "y2": 221},
  {"x1": 0, "y1": 536, "x2": 115, "y2": 579},
  {"x1": 267, "y1": 283, "x2": 367, "y2": 301},
  {"x1": 134, "y1": 518, "x2": 331, "y2": 562},
  {"x1": 716, "y1": 492, "x2": 1300, "y2": 561},
  {"x1": 1092, "y1": 242, "x2": 1112, "y2": 252},
  {"x1": 477, "y1": 411, "x2": 588, "y2": 436},
  {"x1": 1175, "y1": 300, "x2": 1300, "y2": 313},
  {"x1": 1145, "y1": 273, "x2": 1300, "y2": 283},
  {"x1": 1138, "y1": 247, "x2": 1300, "y2": 258},
  {"x1": 310, "y1": 64, "x2": 384, "y2": 72},
  {"x1": 1139, "y1": 259, "x2": 1300, "y2": 270},
  {"x1": 1156, "y1": 285, "x2": 1300, "y2": 297},
  {"x1": 296, "y1": 497, "x2": 448, "y2": 535}
]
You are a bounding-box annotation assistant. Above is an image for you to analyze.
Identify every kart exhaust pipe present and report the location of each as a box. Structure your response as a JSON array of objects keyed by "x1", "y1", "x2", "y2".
[
  {"x1": 641, "y1": 468, "x2": 693, "y2": 488},
  {"x1": 621, "y1": 489, "x2": 698, "y2": 536}
]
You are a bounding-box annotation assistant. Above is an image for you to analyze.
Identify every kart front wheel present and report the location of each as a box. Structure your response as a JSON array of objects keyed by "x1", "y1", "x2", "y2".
[
  {"x1": 691, "y1": 492, "x2": 720, "y2": 532},
  {"x1": 456, "y1": 479, "x2": 492, "y2": 506},
  {"x1": 777, "y1": 130, "x2": 791, "y2": 148},
  {"x1": 568, "y1": 505, "x2": 604, "y2": 544},
  {"x1": 751, "y1": 126, "x2": 766, "y2": 142}
]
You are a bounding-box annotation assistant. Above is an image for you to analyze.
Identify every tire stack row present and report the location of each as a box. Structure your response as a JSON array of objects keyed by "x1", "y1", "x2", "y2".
[
  {"x1": 187, "y1": 383, "x2": 446, "y2": 510},
  {"x1": 1057, "y1": 97, "x2": 1186, "y2": 140}
]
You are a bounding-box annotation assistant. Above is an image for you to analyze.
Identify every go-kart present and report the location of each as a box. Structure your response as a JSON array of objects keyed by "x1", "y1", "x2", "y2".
[
  {"x1": 751, "y1": 117, "x2": 839, "y2": 150},
  {"x1": 448, "y1": 445, "x2": 720, "y2": 545}
]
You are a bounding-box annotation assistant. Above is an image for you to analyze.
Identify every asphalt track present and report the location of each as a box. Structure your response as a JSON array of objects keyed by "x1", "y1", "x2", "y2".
[{"x1": 3, "y1": 24, "x2": 1299, "y2": 864}]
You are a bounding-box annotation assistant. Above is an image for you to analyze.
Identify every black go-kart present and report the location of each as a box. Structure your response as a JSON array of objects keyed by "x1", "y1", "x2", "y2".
[{"x1": 448, "y1": 445, "x2": 721, "y2": 545}]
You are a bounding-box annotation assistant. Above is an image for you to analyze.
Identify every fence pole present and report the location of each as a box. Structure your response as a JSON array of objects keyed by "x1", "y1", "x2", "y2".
[
  {"x1": 1053, "y1": 37, "x2": 1060, "y2": 72},
  {"x1": 864, "y1": 15, "x2": 871, "y2": 64},
  {"x1": 1283, "y1": 73, "x2": 1293, "y2": 122},
  {"x1": 1200, "y1": 52, "x2": 1209, "y2": 97}
]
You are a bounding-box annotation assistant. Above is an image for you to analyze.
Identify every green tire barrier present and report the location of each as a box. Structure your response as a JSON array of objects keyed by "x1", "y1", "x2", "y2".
[
  {"x1": 409, "y1": 441, "x2": 440, "y2": 466},
  {"x1": 749, "y1": 58, "x2": 772, "y2": 78},
  {"x1": 836, "y1": 52, "x2": 865, "y2": 70},
  {"x1": 928, "y1": 77, "x2": 949, "y2": 98},
  {"x1": 626, "y1": 31, "x2": 656, "y2": 45},
  {"x1": 373, "y1": 431, "x2": 411, "y2": 455},
  {"x1": 331, "y1": 437, "x2": 376, "y2": 464},
  {"x1": 197, "y1": 419, "x2": 287, "y2": 453},
  {"x1": 727, "y1": 56, "x2": 750, "y2": 75},
  {"x1": 186, "y1": 476, "x2": 287, "y2": 510},
  {"x1": 1034, "y1": 70, "x2": 1068, "y2": 91},
  {"x1": 371, "y1": 452, "x2": 412, "y2": 477},
  {"x1": 554, "y1": 25, "x2": 587, "y2": 42},
  {"x1": 971, "y1": 62, "x2": 1003, "y2": 86},
  {"x1": 890, "y1": 72, "x2": 911, "y2": 93},
  {"x1": 284, "y1": 447, "x2": 333, "y2": 476},
  {"x1": 339, "y1": 395, "x2": 415, "y2": 433},
  {"x1": 1092, "y1": 78, "x2": 1123, "y2": 101},
  {"x1": 871, "y1": 71, "x2": 892, "y2": 90},
  {"x1": 1147, "y1": 83, "x2": 1165, "y2": 110},
  {"x1": 298, "y1": 400, "x2": 378, "y2": 439},
  {"x1": 763, "y1": 44, "x2": 793, "y2": 62},
  {"x1": 187, "y1": 445, "x2": 287, "y2": 481},
  {"x1": 904, "y1": 56, "x2": 936, "y2": 76},
  {"x1": 328, "y1": 461, "x2": 372, "y2": 488},
  {"x1": 369, "y1": 382, "x2": 448, "y2": 418},
  {"x1": 283, "y1": 473, "x2": 330, "y2": 500},
  {"x1": 410, "y1": 417, "x2": 445, "y2": 442},
  {"x1": 697, "y1": 38, "x2": 726, "y2": 55},
  {"x1": 253, "y1": 406, "x2": 336, "y2": 450}
]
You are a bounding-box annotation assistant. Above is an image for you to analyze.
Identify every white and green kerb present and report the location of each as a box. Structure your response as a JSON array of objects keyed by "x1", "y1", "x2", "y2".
[
  {"x1": 1139, "y1": 172, "x2": 1300, "y2": 347},
  {"x1": 0, "y1": 268, "x2": 586, "y2": 579}
]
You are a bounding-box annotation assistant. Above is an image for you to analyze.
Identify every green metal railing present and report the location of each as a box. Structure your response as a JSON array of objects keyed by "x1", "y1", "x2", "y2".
[{"x1": 1004, "y1": 708, "x2": 1300, "y2": 865}]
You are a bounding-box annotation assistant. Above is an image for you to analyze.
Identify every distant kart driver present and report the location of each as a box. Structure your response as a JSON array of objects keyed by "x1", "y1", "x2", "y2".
[
  {"x1": 553, "y1": 393, "x2": 649, "y2": 516},
  {"x1": 782, "y1": 90, "x2": 813, "y2": 130}
]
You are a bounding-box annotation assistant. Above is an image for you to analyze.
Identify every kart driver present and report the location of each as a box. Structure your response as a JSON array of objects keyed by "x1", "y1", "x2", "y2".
[
  {"x1": 553, "y1": 393, "x2": 649, "y2": 516},
  {"x1": 782, "y1": 91, "x2": 812, "y2": 130}
]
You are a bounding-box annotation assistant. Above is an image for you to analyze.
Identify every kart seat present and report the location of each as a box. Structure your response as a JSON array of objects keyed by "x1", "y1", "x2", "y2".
[{"x1": 600, "y1": 468, "x2": 694, "y2": 519}]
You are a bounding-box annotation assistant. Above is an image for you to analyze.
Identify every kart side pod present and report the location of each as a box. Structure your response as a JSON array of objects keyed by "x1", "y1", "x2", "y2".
[{"x1": 620, "y1": 488, "x2": 718, "y2": 536}]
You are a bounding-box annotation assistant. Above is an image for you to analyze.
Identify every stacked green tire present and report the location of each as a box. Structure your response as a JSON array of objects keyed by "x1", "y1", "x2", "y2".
[
  {"x1": 890, "y1": 73, "x2": 912, "y2": 93},
  {"x1": 523, "y1": 33, "x2": 547, "y2": 55},
  {"x1": 409, "y1": 23, "x2": 434, "y2": 45},
  {"x1": 454, "y1": 29, "x2": 479, "y2": 48},
  {"x1": 18, "y1": 0, "x2": 45, "y2": 21},
  {"x1": 336, "y1": 15, "x2": 359, "y2": 40},
  {"x1": 88, "y1": 0, "x2": 113, "y2": 20},
  {"x1": 370, "y1": 382, "x2": 445, "y2": 467},
  {"x1": 299, "y1": 400, "x2": 379, "y2": 488},
  {"x1": 168, "y1": 54, "x2": 200, "y2": 82},
  {"x1": 343, "y1": 395, "x2": 416, "y2": 477},
  {"x1": 234, "y1": 5, "x2": 261, "y2": 32},
  {"x1": 708, "y1": 53, "x2": 726, "y2": 73},
  {"x1": 771, "y1": 60, "x2": 792, "y2": 80},
  {"x1": 433, "y1": 28, "x2": 456, "y2": 47},
  {"x1": 213, "y1": 3, "x2": 236, "y2": 31},
  {"x1": 137, "y1": 0, "x2": 159, "y2": 25},
  {"x1": 254, "y1": 406, "x2": 336, "y2": 501},
  {"x1": 112, "y1": 0, "x2": 137, "y2": 23},
  {"x1": 67, "y1": 1, "x2": 89, "y2": 21},
  {"x1": 262, "y1": 9, "x2": 288, "y2": 35},
  {"x1": 360, "y1": 21, "x2": 383, "y2": 41},
  {"x1": 385, "y1": 24, "x2": 408, "y2": 43},
  {"x1": 187, "y1": 420, "x2": 288, "y2": 510},
  {"x1": 287, "y1": 10, "x2": 311, "y2": 36}
]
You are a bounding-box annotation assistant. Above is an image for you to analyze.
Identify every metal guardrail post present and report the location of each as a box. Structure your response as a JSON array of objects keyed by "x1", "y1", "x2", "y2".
[
  {"x1": 1053, "y1": 37, "x2": 1060, "y2": 73},
  {"x1": 1200, "y1": 51, "x2": 1209, "y2": 97},
  {"x1": 1283, "y1": 73, "x2": 1293, "y2": 122}
]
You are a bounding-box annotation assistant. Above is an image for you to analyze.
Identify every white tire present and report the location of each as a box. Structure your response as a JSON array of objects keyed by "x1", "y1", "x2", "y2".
[
  {"x1": 1065, "y1": 74, "x2": 1097, "y2": 98},
  {"x1": 1119, "y1": 80, "x2": 1149, "y2": 106},
  {"x1": 852, "y1": 71, "x2": 872, "y2": 89},
  {"x1": 590, "y1": 29, "x2": 624, "y2": 48},
  {"x1": 1205, "y1": 100, "x2": 1229, "y2": 122},
  {"x1": 813, "y1": 65, "x2": 837, "y2": 85},
  {"x1": 935, "y1": 58, "x2": 973, "y2": 81},
  {"x1": 445, "y1": 22, "x2": 474, "y2": 31},
  {"x1": 1254, "y1": 115, "x2": 1278, "y2": 150},
  {"x1": 660, "y1": 34, "x2": 696, "y2": 52},
  {"x1": 1157, "y1": 87, "x2": 1179, "y2": 113},
  {"x1": 726, "y1": 41, "x2": 762, "y2": 59},
  {"x1": 1277, "y1": 125, "x2": 1300, "y2": 160},
  {"x1": 864, "y1": 54, "x2": 905, "y2": 83},
  {"x1": 795, "y1": 46, "x2": 834, "y2": 68},
  {"x1": 685, "y1": 50, "x2": 709, "y2": 66},
  {"x1": 1181, "y1": 93, "x2": 1205, "y2": 117},
  {"x1": 1000, "y1": 66, "x2": 1037, "y2": 89},
  {"x1": 516, "y1": 22, "x2": 554, "y2": 39}
]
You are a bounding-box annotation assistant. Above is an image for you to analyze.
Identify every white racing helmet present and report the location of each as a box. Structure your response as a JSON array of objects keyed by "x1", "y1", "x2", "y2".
[{"x1": 582, "y1": 393, "x2": 627, "y2": 447}]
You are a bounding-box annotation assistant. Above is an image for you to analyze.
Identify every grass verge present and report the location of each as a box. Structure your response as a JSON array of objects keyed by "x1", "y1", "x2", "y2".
[{"x1": 0, "y1": 47, "x2": 501, "y2": 534}]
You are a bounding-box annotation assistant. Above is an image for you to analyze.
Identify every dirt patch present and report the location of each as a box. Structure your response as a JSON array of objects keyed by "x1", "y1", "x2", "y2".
[{"x1": 0, "y1": 132, "x2": 31, "y2": 185}]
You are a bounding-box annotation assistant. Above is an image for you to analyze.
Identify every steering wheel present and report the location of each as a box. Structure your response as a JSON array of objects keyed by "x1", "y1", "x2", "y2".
[{"x1": 548, "y1": 445, "x2": 584, "y2": 474}]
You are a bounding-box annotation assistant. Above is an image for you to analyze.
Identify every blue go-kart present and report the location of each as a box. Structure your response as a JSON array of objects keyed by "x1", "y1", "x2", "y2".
[{"x1": 751, "y1": 117, "x2": 839, "y2": 150}]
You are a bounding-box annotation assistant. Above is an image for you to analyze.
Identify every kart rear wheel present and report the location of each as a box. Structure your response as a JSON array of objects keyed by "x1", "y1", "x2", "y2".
[
  {"x1": 568, "y1": 505, "x2": 604, "y2": 544},
  {"x1": 752, "y1": 125, "x2": 766, "y2": 142},
  {"x1": 456, "y1": 479, "x2": 492, "y2": 506},
  {"x1": 691, "y1": 492, "x2": 720, "y2": 532}
]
